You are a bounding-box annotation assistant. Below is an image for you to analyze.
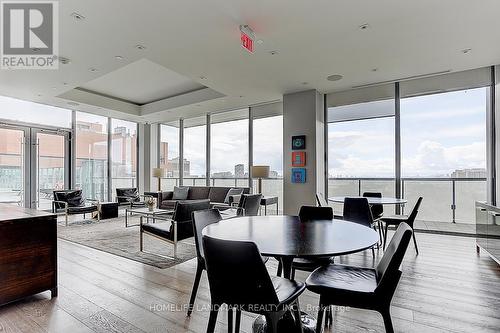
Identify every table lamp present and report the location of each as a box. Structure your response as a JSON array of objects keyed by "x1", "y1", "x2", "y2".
[
  {"x1": 152, "y1": 168, "x2": 165, "y2": 192},
  {"x1": 251, "y1": 165, "x2": 270, "y2": 194}
]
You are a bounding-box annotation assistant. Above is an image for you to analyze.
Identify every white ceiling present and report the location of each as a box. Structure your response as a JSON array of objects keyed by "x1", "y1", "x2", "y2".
[
  {"x1": 0, "y1": 0, "x2": 499, "y2": 123},
  {"x1": 79, "y1": 59, "x2": 206, "y2": 105}
]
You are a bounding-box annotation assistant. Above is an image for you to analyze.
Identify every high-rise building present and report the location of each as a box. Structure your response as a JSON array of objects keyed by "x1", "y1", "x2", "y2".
[{"x1": 235, "y1": 164, "x2": 244, "y2": 178}]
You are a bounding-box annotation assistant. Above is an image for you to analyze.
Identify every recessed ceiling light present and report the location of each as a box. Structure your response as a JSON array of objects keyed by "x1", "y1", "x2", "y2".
[
  {"x1": 58, "y1": 56, "x2": 71, "y2": 65},
  {"x1": 359, "y1": 23, "x2": 370, "y2": 30},
  {"x1": 372, "y1": 68, "x2": 378, "y2": 72},
  {"x1": 135, "y1": 44, "x2": 146, "y2": 50},
  {"x1": 89, "y1": 68, "x2": 98, "y2": 72},
  {"x1": 62, "y1": 82, "x2": 68, "y2": 86},
  {"x1": 114, "y1": 55, "x2": 124, "y2": 60},
  {"x1": 269, "y1": 50, "x2": 279, "y2": 55},
  {"x1": 37, "y1": 93, "x2": 42, "y2": 97},
  {"x1": 462, "y1": 48, "x2": 472, "y2": 54},
  {"x1": 239, "y1": 95, "x2": 244, "y2": 98},
  {"x1": 199, "y1": 76, "x2": 207, "y2": 80},
  {"x1": 302, "y1": 82, "x2": 308, "y2": 85},
  {"x1": 70, "y1": 12, "x2": 85, "y2": 21},
  {"x1": 327, "y1": 74, "x2": 343, "y2": 82}
]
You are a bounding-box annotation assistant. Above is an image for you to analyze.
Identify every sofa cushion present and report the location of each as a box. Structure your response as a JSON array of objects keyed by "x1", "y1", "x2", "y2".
[
  {"x1": 173, "y1": 186, "x2": 189, "y2": 200},
  {"x1": 188, "y1": 186, "x2": 210, "y2": 200},
  {"x1": 208, "y1": 187, "x2": 230, "y2": 204},
  {"x1": 224, "y1": 188, "x2": 244, "y2": 204},
  {"x1": 160, "y1": 200, "x2": 178, "y2": 210}
]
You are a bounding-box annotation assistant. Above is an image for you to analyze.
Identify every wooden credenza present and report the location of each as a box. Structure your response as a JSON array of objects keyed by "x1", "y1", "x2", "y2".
[{"x1": 0, "y1": 204, "x2": 57, "y2": 306}]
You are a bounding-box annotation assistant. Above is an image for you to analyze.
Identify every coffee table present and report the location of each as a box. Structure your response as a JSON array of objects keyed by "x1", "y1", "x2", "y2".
[{"x1": 124, "y1": 207, "x2": 174, "y2": 227}]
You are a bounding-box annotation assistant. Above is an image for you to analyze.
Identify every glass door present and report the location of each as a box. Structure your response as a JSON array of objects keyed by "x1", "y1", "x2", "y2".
[
  {"x1": 31, "y1": 129, "x2": 70, "y2": 210},
  {"x1": 0, "y1": 126, "x2": 28, "y2": 206}
]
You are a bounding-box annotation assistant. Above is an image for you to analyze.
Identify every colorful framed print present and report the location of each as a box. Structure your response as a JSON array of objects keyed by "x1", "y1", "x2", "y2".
[
  {"x1": 291, "y1": 151, "x2": 306, "y2": 167},
  {"x1": 291, "y1": 168, "x2": 306, "y2": 183},
  {"x1": 291, "y1": 135, "x2": 306, "y2": 150}
]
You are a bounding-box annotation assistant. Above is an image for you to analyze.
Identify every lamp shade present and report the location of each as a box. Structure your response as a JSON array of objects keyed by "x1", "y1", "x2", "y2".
[
  {"x1": 152, "y1": 168, "x2": 165, "y2": 178},
  {"x1": 251, "y1": 165, "x2": 270, "y2": 178}
]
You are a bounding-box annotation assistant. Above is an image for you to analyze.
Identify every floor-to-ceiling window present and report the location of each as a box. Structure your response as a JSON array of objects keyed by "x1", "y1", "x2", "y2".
[
  {"x1": 327, "y1": 98, "x2": 395, "y2": 214},
  {"x1": 76, "y1": 112, "x2": 108, "y2": 201},
  {"x1": 401, "y1": 87, "x2": 488, "y2": 223},
  {"x1": 210, "y1": 109, "x2": 249, "y2": 187},
  {"x1": 253, "y1": 115, "x2": 283, "y2": 212},
  {"x1": 111, "y1": 119, "x2": 137, "y2": 199},
  {"x1": 160, "y1": 121, "x2": 180, "y2": 190},
  {"x1": 183, "y1": 117, "x2": 206, "y2": 186}
]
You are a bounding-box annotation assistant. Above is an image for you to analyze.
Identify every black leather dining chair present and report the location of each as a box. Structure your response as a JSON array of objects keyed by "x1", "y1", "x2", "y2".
[
  {"x1": 306, "y1": 223, "x2": 413, "y2": 333},
  {"x1": 315, "y1": 193, "x2": 329, "y2": 207},
  {"x1": 382, "y1": 197, "x2": 423, "y2": 254},
  {"x1": 289, "y1": 206, "x2": 335, "y2": 280},
  {"x1": 363, "y1": 192, "x2": 384, "y2": 246},
  {"x1": 343, "y1": 197, "x2": 376, "y2": 257},
  {"x1": 187, "y1": 209, "x2": 223, "y2": 317},
  {"x1": 202, "y1": 235, "x2": 305, "y2": 333}
]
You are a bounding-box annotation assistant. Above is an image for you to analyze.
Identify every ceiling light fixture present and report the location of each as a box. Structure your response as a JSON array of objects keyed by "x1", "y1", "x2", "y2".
[
  {"x1": 302, "y1": 82, "x2": 308, "y2": 85},
  {"x1": 89, "y1": 68, "x2": 98, "y2": 72},
  {"x1": 359, "y1": 23, "x2": 370, "y2": 30},
  {"x1": 114, "y1": 55, "x2": 124, "y2": 60},
  {"x1": 135, "y1": 44, "x2": 146, "y2": 50},
  {"x1": 372, "y1": 68, "x2": 378, "y2": 72},
  {"x1": 199, "y1": 76, "x2": 207, "y2": 80},
  {"x1": 269, "y1": 50, "x2": 279, "y2": 55},
  {"x1": 462, "y1": 48, "x2": 472, "y2": 54},
  {"x1": 58, "y1": 56, "x2": 71, "y2": 65},
  {"x1": 70, "y1": 12, "x2": 85, "y2": 21},
  {"x1": 327, "y1": 74, "x2": 343, "y2": 82}
]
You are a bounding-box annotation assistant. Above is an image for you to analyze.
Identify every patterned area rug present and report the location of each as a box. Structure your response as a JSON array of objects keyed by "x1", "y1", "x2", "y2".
[{"x1": 57, "y1": 213, "x2": 196, "y2": 268}]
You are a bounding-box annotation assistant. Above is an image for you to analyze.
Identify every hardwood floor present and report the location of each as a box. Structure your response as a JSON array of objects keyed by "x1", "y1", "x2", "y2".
[{"x1": 1, "y1": 231, "x2": 499, "y2": 333}]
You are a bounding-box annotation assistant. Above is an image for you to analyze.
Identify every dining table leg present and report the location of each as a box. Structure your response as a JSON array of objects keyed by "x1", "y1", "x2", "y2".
[{"x1": 280, "y1": 257, "x2": 294, "y2": 279}]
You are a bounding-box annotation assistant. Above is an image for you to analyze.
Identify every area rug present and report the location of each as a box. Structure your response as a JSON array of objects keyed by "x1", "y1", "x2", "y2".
[{"x1": 57, "y1": 213, "x2": 196, "y2": 269}]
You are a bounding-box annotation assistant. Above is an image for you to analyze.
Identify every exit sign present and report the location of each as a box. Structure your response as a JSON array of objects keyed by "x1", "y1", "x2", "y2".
[{"x1": 241, "y1": 31, "x2": 254, "y2": 53}]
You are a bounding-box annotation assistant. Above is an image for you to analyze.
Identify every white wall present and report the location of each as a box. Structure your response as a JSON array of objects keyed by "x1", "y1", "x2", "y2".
[{"x1": 283, "y1": 90, "x2": 325, "y2": 215}]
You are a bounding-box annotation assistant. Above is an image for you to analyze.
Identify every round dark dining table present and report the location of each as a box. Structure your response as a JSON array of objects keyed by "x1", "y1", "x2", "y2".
[
  {"x1": 203, "y1": 215, "x2": 379, "y2": 333},
  {"x1": 203, "y1": 215, "x2": 379, "y2": 279},
  {"x1": 328, "y1": 196, "x2": 407, "y2": 206}
]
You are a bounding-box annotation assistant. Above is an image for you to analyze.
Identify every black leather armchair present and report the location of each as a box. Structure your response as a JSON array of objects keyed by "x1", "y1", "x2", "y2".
[
  {"x1": 140, "y1": 199, "x2": 210, "y2": 258},
  {"x1": 215, "y1": 193, "x2": 262, "y2": 218},
  {"x1": 52, "y1": 190, "x2": 99, "y2": 226},
  {"x1": 306, "y1": 223, "x2": 413, "y2": 333},
  {"x1": 115, "y1": 187, "x2": 152, "y2": 209}
]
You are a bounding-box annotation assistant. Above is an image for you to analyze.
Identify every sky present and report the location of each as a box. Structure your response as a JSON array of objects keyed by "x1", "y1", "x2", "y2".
[{"x1": 328, "y1": 87, "x2": 487, "y2": 177}]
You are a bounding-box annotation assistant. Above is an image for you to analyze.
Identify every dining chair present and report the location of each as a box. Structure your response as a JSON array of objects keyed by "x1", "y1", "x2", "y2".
[
  {"x1": 342, "y1": 197, "x2": 376, "y2": 257},
  {"x1": 187, "y1": 209, "x2": 223, "y2": 317},
  {"x1": 381, "y1": 197, "x2": 423, "y2": 254},
  {"x1": 315, "y1": 193, "x2": 329, "y2": 207},
  {"x1": 287, "y1": 206, "x2": 335, "y2": 280},
  {"x1": 202, "y1": 235, "x2": 305, "y2": 333},
  {"x1": 306, "y1": 223, "x2": 413, "y2": 333},
  {"x1": 363, "y1": 192, "x2": 384, "y2": 246}
]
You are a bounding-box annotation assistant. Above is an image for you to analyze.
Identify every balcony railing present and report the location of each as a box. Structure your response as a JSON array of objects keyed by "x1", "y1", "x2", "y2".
[
  {"x1": 328, "y1": 177, "x2": 487, "y2": 224},
  {"x1": 158, "y1": 176, "x2": 485, "y2": 223}
]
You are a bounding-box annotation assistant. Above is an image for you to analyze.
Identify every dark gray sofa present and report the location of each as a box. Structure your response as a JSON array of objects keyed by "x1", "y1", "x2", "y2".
[{"x1": 158, "y1": 186, "x2": 250, "y2": 210}]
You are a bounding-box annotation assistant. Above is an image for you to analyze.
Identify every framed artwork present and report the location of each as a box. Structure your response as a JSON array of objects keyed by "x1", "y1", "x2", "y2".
[
  {"x1": 292, "y1": 151, "x2": 306, "y2": 167},
  {"x1": 291, "y1": 168, "x2": 306, "y2": 183},
  {"x1": 291, "y1": 135, "x2": 306, "y2": 150}
]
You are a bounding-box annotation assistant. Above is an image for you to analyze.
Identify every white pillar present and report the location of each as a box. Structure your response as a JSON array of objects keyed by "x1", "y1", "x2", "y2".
[{"x1": 283, "y1": 90, "x2": 325, "y2": 215}]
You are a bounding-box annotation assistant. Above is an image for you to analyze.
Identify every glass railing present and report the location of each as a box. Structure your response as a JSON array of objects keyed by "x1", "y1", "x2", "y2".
[{"x1": 328, "y1": 177, "x2": 487, "y2": 224}]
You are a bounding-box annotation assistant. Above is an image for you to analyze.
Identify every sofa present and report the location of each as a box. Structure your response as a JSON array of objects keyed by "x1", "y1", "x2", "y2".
[{"x1": 158, "y1": 186, "x2": 250, "y2": 210}]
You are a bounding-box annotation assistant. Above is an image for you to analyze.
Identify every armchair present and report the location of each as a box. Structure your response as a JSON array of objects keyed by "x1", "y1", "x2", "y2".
[
  {"x1": 140, "y1": 199, "x2": 210, "y2": 258},
  {"x1": 116, "y1": 188, "x2": 153, "y2": 208},
  {"x1": 52, "y1": 190, "x2": 99, "y2": 226}
]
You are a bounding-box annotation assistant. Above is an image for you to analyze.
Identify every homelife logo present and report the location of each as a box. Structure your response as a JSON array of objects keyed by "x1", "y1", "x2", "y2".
[{"x1": 1, "y1": 1, "x2": 58, "y2": 69}]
